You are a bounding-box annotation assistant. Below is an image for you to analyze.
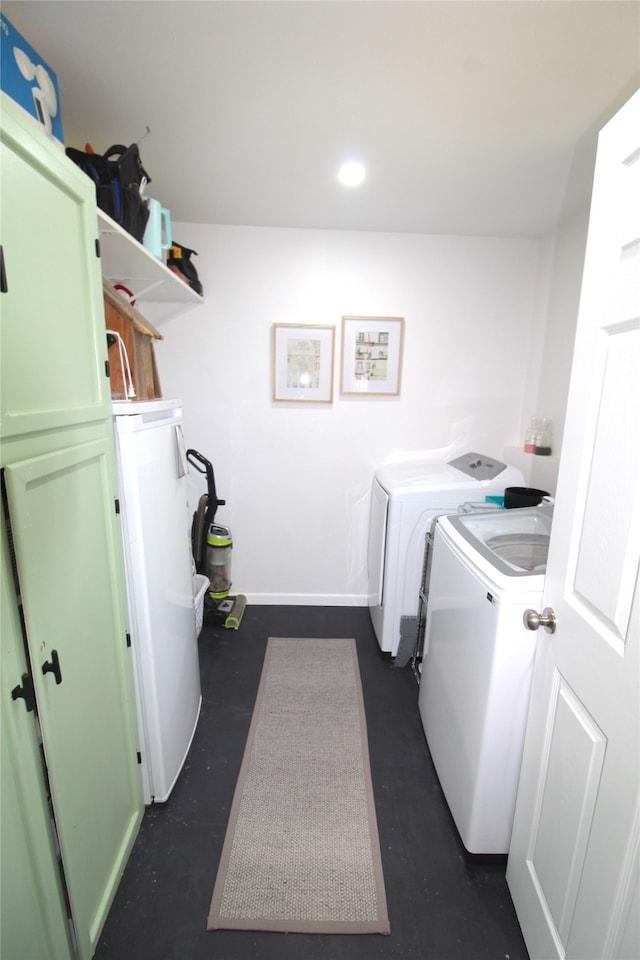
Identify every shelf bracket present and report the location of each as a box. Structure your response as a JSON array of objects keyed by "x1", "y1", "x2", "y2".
[{"x1": 103, "y1": 277, "x2": 167, "y2": 302}]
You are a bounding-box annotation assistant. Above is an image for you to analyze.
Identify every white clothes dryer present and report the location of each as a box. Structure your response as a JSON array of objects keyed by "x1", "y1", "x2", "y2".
[{"x1": 367, "y1": 452, "x2": 523, "y2": 659}]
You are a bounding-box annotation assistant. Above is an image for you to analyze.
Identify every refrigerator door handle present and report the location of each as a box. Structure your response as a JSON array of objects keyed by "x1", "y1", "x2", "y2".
[{"x1": 175, "y1": 425, "x2": 188, "y2": 478}]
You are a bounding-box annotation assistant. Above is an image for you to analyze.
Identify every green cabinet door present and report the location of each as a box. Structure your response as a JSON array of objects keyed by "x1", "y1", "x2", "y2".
[
  {"x1": 0, "y1": 93, "x2": 109, "y2": 442},
  {"x1": 1, "y1": 511, "x2": 73, "y2": 960},
  {"x1": 4, "y1": 434, "x2": 143, "y2": 960}
]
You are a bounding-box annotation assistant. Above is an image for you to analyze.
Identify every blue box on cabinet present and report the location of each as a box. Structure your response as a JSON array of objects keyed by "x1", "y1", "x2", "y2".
[{"x1": 0, "y1": 14, "x2": 63, "y2": 143}]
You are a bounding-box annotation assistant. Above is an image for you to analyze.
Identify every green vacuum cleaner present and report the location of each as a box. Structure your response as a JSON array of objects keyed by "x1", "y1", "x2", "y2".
[{"x1": 186, "y1": 449, "x2": 247, "y2": 630}]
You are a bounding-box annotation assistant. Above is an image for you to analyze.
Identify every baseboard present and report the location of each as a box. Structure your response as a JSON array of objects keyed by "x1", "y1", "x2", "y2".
[{"x1": 243, "y1": 593, "x2": 368, "y2": 607}]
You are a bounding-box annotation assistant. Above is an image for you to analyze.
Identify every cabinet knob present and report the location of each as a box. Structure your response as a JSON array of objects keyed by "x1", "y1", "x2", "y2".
[
  {"x1": 11, "y1": 673, "x2": 35, "y2": 712},
  {"x1": 42, "y1": 649, "x2": 63, "y2": 685},
  {"x1": 0, "y1": 245, "x2": 7, "y2": 293}
]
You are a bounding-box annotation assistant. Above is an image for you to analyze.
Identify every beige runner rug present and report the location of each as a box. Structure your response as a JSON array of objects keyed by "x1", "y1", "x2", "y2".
[{"x1": 207, "y1": 637, "x2": 390, "y2": 935}]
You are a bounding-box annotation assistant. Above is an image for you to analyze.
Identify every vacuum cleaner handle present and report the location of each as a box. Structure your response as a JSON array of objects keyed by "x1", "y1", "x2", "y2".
[
  {"x1": 186, "y1": 447, "x2": 210, "y2": 474},
  {"x1": 186, "y1": 449, "x2": 226, "y2": 510}
]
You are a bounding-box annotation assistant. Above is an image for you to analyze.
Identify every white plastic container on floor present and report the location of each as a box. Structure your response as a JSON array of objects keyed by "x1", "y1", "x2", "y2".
[{"x1": 193, "y1": 574, "x2": 209, "y2": 637}]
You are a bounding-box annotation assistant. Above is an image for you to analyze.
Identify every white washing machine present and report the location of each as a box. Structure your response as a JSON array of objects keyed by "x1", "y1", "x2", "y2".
[
  {"x1": 418, "y1": 504, "x2": 552, "y2": 854},
  {"x1": 367, "y1": 452, "x2": 523, "y2": 659}
]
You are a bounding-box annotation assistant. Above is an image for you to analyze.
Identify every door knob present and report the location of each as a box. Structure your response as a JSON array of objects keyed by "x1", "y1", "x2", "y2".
[{"x1": 524, "y1": 607, "x2": 556, "y2": 634}]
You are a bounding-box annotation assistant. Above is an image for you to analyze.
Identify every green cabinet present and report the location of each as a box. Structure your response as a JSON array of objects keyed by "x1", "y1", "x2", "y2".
[
  {"x1": 1, "y1": 510, "x2": 74, "y2": 960},
  {"x1": 1, "y1": 95, "x2": 143, "y2": 959}
]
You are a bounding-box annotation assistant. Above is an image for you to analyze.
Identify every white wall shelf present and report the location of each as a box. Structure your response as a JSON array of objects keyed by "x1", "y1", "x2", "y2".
[{"x1": 97, "y1": 209, "x2": 203, "y2": 305}]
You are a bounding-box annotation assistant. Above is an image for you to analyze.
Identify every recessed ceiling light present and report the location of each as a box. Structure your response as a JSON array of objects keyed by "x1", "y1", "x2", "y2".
[{"x1": 338, "y1": 162, "x2": 366, "y2": 187}]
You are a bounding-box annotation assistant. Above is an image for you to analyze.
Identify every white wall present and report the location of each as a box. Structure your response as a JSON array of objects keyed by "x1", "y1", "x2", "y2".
[
  {"x1": 148, "y1": 227, "x2": 539, "y2": 604},
  {"x1": 506, "y1": 108, "x2": 604, "y2": 496},
  {"x1": 505, "y1": 213, "x2": 590, "y2": 496}
]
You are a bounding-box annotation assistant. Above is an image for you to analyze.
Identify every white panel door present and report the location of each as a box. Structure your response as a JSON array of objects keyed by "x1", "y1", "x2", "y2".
[{"x1": 506, "y1": 90, "x2": 640, "y2": 960}]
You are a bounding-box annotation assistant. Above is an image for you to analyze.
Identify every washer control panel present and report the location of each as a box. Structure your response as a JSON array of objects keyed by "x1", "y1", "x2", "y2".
[{"x1": 447, "y1": 452, "x2": 507, "y2": 481}]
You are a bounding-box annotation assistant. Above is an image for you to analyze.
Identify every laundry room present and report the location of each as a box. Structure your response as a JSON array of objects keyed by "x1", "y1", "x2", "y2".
[
  {"x1": 1, "y1": 4, "x2": 638, "y2": 960},
  {"x1": 0, "y1": 3, "x2": 628, "y2": 604},
  {"x1": 1, "y1": 1, "x2": 634, "y2": 609}
]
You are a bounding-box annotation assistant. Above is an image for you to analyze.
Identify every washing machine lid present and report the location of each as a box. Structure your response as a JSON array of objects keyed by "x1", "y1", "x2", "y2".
[{"x1": 441, "y1": 504, "x2": 553, "y2": 581}]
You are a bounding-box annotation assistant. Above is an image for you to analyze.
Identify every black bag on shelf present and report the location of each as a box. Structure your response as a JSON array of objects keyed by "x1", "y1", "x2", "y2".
[
  {"x1": 66, "y1": 142, "x2": 151, "y2": 242},
  {"x1": 166, "y1": 242, "x2": 203, "y2": 296}
]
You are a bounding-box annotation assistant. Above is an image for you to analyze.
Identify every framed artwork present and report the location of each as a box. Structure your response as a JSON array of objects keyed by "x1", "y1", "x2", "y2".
[
  {"x1": 340, "y1": 316, "x2": 404, "y2": 396},
  {"x1": 272, "y1": 324, "x2": 335, "y2": 403}
]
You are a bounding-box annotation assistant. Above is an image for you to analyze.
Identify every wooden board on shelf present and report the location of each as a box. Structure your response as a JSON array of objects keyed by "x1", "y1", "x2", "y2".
[{"x1": 103, "y1": 283, "x2": 163, "y2": 401}]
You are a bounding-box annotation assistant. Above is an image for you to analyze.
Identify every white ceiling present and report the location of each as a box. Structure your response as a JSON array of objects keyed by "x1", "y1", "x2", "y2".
[{"x1": 4, "y1": 1, "x2": 640, "y2": 238}]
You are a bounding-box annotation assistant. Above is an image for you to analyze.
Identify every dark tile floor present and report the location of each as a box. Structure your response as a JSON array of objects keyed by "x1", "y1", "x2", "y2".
[{"x1": 95, "y1": 606, "x2": 529, "y2": 960}]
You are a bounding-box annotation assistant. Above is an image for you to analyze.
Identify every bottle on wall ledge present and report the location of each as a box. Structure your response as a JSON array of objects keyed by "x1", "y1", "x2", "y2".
[
  {"x1": 524, "y1": 416, "x2": 553, "y2": 456},
  {"x1": 537, "y1": 418, "x2": 553, "y2": 455},
  {"x1": 524, "y1": 416, "x2": 540, "y2": 453}
]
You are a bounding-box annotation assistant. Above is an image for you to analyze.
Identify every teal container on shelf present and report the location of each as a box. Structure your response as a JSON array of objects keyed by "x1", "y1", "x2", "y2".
[{"x1": 142, "y1": 198, "x2": 172, "y2": 260}]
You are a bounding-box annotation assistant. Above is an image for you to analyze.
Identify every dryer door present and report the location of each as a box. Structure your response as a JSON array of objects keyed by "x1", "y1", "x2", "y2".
[{"x1": 367, "y1": 478, "x2": 389, "y2": 607}]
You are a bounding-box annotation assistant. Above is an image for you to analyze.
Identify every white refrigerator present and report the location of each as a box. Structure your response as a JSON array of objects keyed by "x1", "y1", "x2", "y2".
[{"x1": 112, "y1": 399, "x2": 201, "y2": 803}]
